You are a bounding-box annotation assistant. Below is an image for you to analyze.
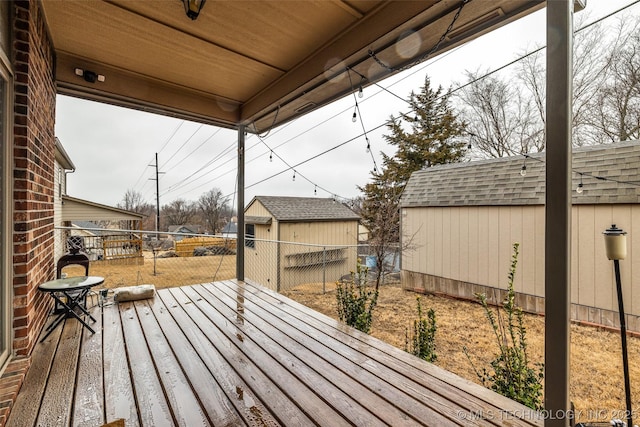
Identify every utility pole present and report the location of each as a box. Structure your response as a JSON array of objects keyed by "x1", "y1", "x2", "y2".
[{"x1": 149, "y1": 153, "x2": 165, "y2": 237}]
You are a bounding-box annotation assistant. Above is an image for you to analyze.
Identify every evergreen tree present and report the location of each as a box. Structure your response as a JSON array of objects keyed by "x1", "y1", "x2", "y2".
[{"x1": 360, "y1": 77, "x2": 467, "y2": 288}]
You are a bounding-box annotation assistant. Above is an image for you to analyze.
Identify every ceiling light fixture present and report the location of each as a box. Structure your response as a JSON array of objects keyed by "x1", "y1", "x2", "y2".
[{"x1": 183, "y1": 0, "x2": 206, "y2": 20}]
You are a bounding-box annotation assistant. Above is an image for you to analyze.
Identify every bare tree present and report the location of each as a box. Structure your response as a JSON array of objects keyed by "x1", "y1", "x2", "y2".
[
  {"x1": 596, "y1": 15, "x2": 640, "y2": 143},
  {"x1": 456, "y1": 12, "x2": 620, "y2": 158},
  {"x1": 162, "y1": 199, "x2": 196, "y2": 229},
  {"x1": 198, "y1": 188, "x2": 229, "y2": 234},
  {"x1": 119, "y1": 189, "x2": 146, "y2": 212},
  {"x1": 118, "y1": 189, "x2": 155, "y2": 230},
  {"x1": 455, "y1": 70, "x2": 543, "y2": 158}
]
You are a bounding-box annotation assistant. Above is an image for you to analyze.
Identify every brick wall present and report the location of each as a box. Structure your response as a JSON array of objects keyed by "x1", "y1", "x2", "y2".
[
  {"x1": 12, "y1": 0, "x2": 56, "y2": 357},
  {"x1": 0, "y1": 358, "x2": 30, "y2": 426},
  {"x1": 0, "y1": 1, "x2": 57, "y2": 425}
]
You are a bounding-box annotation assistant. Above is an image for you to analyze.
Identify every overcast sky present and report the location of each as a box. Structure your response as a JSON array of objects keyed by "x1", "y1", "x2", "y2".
[{"x1": 54, "y1": 1, "x2": 637, "y2": 210}]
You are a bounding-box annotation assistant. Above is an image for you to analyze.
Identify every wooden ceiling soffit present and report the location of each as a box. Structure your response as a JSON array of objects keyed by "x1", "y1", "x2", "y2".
[
  {"x1": 55, "y1": 52, "x2": 242, "y2": 128},
  {"x1": 246, "y1": 0, "x2": 544, "y2": 134}
]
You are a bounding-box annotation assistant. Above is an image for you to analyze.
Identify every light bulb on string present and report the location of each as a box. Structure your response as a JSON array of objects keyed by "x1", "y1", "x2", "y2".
[
  {"x1": 352, "y1": 109, "x2": 357, "y2": 123},
  {"x1": 314, "y1": 185, "x2": 317, "y2": 196},
  {"x1": 269, "y1": 151, "x2": 273, "y2": 162},
  {"x1": 358, "y1": 85, "x2": 363, "y2": 98},
  {"x1": 520, "y1": 157, "x2": 527, "y2": 177},
  {"x1": 292, "y1": 170, "x2": 296, "y2": 181},
  {"x1": 576, "y1": 174, "x2": 584, "y2": 194},
  {"x1": 366, "y1": 138, "x2": 371, "y2": 154}
]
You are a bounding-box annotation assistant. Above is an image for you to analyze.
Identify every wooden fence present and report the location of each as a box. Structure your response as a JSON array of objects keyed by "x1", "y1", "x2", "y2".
[{"x1": 175, "y1": 236, "x2": 237, "y2": 257}]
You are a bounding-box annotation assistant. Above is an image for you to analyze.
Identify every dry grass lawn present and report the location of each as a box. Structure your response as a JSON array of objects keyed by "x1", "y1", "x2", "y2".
[
  {"x1": 283, "y1": 284, "x2": 640, "y2": 424},
  {"x1": 67, "y1": 251, "x2": 236, "y2": 289}
]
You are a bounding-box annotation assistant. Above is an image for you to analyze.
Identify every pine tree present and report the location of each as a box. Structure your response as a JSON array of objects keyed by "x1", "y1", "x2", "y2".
[{"x1": 360, "y1": 76, "x2": 467, "y2": 289}]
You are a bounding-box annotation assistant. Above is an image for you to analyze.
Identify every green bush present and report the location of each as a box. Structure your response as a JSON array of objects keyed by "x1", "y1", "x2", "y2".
[
  {"x1": 405, "y1": 297, "x2": 437, "y2": 363},
  {"x1": 336, "y1": 261, "x2": 378, "y2": 334},
  {"x1": 464, "y1": 243, "x2": 544, "y2": 410}
]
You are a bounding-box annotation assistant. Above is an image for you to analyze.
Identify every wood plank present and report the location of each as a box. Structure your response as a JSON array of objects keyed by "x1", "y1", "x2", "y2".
[
  {"x1": 118, "y1": 302, "x2": 174, "y2": 427},
  {"x1": 207, "y1": 282, "x2": 481, "y2": 427},
  {"x1": 236, "y1": 279, "x2": 542, "y2": 426},
  {"x1": 35, "y1": 319, "x2": 81, "y2": 426},
  {"x1": 183, "y1": 285, "x2": 377, "y2": 426},
  {"x1": 72, "y1": 302, "x2": 105, "y2": 427},
  {"x1": 144, "y1": 294, "x2": 246, "y2": 426},
  {"x1": 103, "y1": 303, "x2": 139, "y2": 426},
  {"x1": 154, "y1": 289, "x2": 280, "y2": 426},
  {"x1": 132, "y1": 299, "x2": 211, "y2": 426},
  {"x1": 163, "y1": 287, "x2": 315, "y2": 426},
  {"x1": 6, "y1": 318, "x2": 64, "y2": 427}
]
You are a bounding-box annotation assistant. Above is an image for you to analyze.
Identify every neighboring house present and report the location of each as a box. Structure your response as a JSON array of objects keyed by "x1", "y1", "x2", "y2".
[
  {"x1": 53, "y1": 140, "x2": 145, "y2": 263},
  {"x1": 221, "y1": 219, "x2": 237, "y2": 238},
  {"x1": 53, "y1": 138, "x2": 76, "y2": 262},
  {"x1": 401, "y1": 140, "x2": 640, "y2": 332},
  {"x1": 167, "y1": 224, "x2": 202, "y2": 241},
  {"x1": 61, "y1": 195, "x2": 145, "y2": 263},
  {"x1": 244, "y1": 196, "x2": 360, "y2": 291}
]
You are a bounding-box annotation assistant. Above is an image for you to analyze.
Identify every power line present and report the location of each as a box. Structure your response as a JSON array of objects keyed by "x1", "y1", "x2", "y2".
[
  {"x1": 255, "y1": 134, "x2": 349, "y2": 200},
  {"x1": 163, "y1": 127, "x2": 223, "y2": 174},
  {"x1": 160, "y1": 124, "x2": 204, "y2": 169}
]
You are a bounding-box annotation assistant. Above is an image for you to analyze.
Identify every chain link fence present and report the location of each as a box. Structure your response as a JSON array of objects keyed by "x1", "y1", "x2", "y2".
[
  {"x1": 56, "y1": 226, "x2": 400, "y2": 293},
  {"x1": 244, "y1": 238, "x2": 400, "y2": 293}
]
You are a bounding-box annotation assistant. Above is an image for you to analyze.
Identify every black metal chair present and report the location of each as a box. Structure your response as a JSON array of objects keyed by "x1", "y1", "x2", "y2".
[{"x1": 54, "y1": 236, "x2": 91, "y2": 311}]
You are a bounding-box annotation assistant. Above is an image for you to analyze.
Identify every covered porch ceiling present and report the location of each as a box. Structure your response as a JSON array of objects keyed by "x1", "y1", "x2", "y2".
[{"x1": 42, "y1": 0, "x2": 544, "y2": 133}]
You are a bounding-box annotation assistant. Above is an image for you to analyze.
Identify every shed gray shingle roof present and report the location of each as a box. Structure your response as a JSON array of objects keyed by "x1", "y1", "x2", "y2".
[
  {"x1": 249, "y1": 196, "x2": 360, "y2": 222},
  {"x1": 401, "y1": 140, "x2": 640, "y2": 207}
]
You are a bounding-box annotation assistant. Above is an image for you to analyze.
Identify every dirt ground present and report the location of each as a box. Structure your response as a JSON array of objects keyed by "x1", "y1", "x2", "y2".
[{"x1": 283, "y1": 284, "x2": 640, "y2": 424}]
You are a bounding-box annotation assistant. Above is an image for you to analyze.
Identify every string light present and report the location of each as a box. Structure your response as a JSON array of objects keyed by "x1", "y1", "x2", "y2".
[
  {"x1": 314, "y1": 185, "x2": 317, "y2": 196},
  {"x1": 352, "y1": 107, "x2": 357, "y2": 123},
  {"x1": 520, "y1": 161, "x2": 527, "y2": 177},
  {"x1": 366, "y1": 138, "x2": 371, "y2": 154},
  {"x1": 292, "y1": 170, "x2": 296, "y2": 181},
  {"x1": 269, "y1": 151, "x2": 273, "y2": 162},
  {"x1": 576, "y1": 173, "x2": 584, "y2": 194},
  {"x1": 358, "y1": 84, "x2": 363, "y2": 98}
]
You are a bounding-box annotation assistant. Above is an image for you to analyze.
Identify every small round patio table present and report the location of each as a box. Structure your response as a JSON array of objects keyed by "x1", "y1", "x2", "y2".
[{"x1": 38, "y1": 276, "x2": 104, "y2": 342}]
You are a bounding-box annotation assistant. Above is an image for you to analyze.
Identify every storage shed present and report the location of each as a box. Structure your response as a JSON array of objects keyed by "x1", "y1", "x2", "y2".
[
  {"x1": 244, "y1": 196, "x2": 360, "y2": 291},
  {"x1": 401, "y1": 140, "x2": 640, "y2": 332}
]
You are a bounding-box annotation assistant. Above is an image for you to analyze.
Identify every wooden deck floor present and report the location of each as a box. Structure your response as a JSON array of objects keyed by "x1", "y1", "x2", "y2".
[{"x1": 8, "y1": 280, "x2": 543, "y2": 426}]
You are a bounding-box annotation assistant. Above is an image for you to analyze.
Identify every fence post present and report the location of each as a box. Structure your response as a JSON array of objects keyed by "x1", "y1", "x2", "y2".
[{"x1": 322, "y1": 247, "x2": 326, "y2": 294}]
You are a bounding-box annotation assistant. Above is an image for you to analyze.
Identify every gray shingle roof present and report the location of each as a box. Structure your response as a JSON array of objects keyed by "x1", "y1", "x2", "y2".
[
  {"x1": 401, "y1": 140, "x2": 640, "y2": 207},
  {"x1": 249, "y1": 196, "x2": 360, "y2": 221}
]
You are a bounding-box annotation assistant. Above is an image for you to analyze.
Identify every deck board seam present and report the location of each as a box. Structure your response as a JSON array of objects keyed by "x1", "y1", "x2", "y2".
[
  {"x1": 235, "y1": 279, "x2": 539, "y2": 426},
  {"x1": 167, "y1": 286, "x2": 322, "y2": 427},
  {"x1": 206, "y1": 281, "x2": 472, "y2": 426},
  {"x1": 189, "y1": 284, "x2": 388, "y2": 426},
  {"x1": 158, "y1": 288, "x2": 286, "y2": 426},
  {"x1": 149, "y1": 291, "x2": 248, "y2": 426}
]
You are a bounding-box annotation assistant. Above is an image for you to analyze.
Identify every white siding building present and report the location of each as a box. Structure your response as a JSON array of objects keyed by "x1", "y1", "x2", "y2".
[
  {"x1": 244, "y1": 196, "x2": 360, "y2": 291},
  {"x1": 401, "y1": 141, "x2": 640, "y2": 332}
]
